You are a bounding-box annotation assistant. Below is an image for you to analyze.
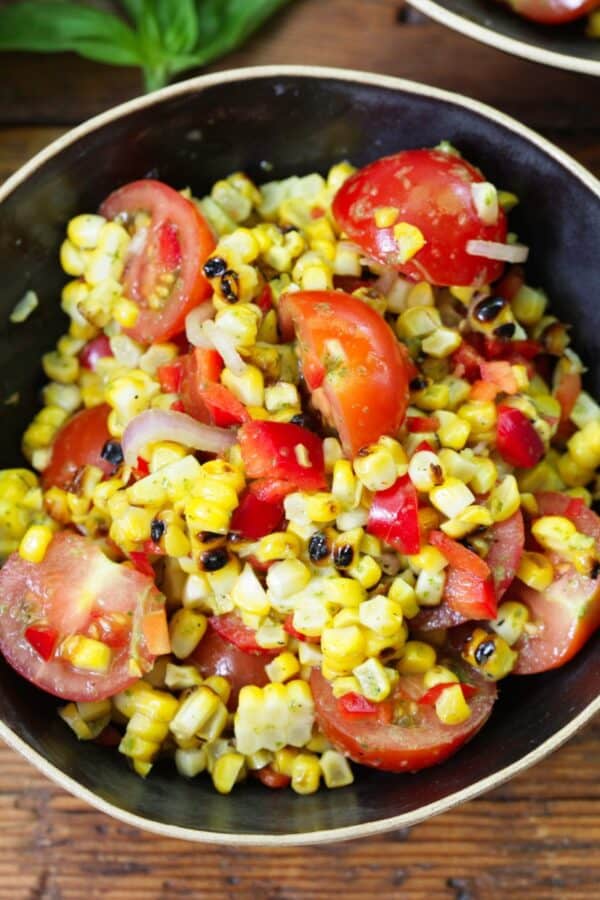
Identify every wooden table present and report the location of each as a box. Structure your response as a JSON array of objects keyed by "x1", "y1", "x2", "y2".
[{"x1": 0, "y1": 1, "x2": 598, "y2": 896}]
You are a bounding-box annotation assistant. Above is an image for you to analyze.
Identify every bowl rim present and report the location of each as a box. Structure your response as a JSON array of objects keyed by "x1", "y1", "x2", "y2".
[
  {"x1": 408, "y1": 0, "x2": 600, "y2": 77},
  {"x1": 0, "y1": 63, "x2": 598, "y2": 846}
]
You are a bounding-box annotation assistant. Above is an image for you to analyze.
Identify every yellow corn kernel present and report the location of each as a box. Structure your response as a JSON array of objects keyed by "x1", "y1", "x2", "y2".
[
  {"x1": 169, "y1": 609, "x2": 207, "y2": 660},
  {"x1": 255, "y1": 531, "x2": 301, "y2": 563},
  {"x1": 450, "y1": 285, "x2": 476, "y2": 305},
  {"x1": 435, "y1": 684, "x2": 471, "y2": 725},
  {"x1": 441, "y1": 504, "x2": 494, "y2": 539},
  {"x1": 321, "y1": 625, "x2": 366, "y2": 671},
  {"x1": 470, "y1": 457, "x2": 497, "y2": 495},
  {"x1": 488, "y1": 475, "x2": 520, "y2": 522},
  {"x1": 273, "y1": 747, "x2": 299, "y2": 778},
  {"x1": 408, "y1": 449, "x2": 445, "y2": 492},
  {"x1": 42, "y1": 351, "x2": 80, "y2": 385},
  {"x1": 164, "y1": 663, "x2": 203, "y2": 690},
  {"x1": 347, "y1": 554, "x2": 382, "y2": 590},
  {"x1": 397, "y1": 306, "x2": 442, "y2": 339},
  {"x1": 568, "y1": 421, "x2": 600, "y2": 471},
  {"x1": 231, "y1": 563, "x2": 270, "y2": 616},
  {"x1": 306, "y1": 492, "x2": 341, "y2": 524},
  {"x1": 331, "y1": 675, "x2": 361, "y2": 698},
  {"x1": 202, "y1": 676, "x2": 231, "y2": 707},
  {"x1": 212, "y1": 752, "x2": 245, "y2": 794},
  {"x1": 323, "y1": 437, "x2": 343, "y2": 472},
  {"x1": 516, "y1": 551, "x2": 554, "y2": 592},
  {"x1": 463, "y1": 628, "x2": 517, "y2": 680},
  {"x1": 412, "y1": 383, "x2": 450, "y2": 412},
  {"x1": 557, "y1": 453, "x2": 594, "y2": 489},
  {"x1": 511, "y1": 285, "x2": 547, "y2": 326},
  {"x1": 67, "y1": 213, "x2": 106, "y2": 250},
  {"x1": 61, "y1": 635, "x2": 112, "y2": 674},
  {"x1": 430, "y1": 478, "x2": 475, "y2": 519},
  {"x1": 436, "y1": 411, "x2": 471, "y2": 451},
  {"x1": 374, "y1": 206, "x2": 399, "y2": 228},
  {"x1": 266, "y1": 558, "x2": 311, "y2": 601},
  {"x1": 60, "y1": 239, "x2": 86, "y2": 276},
  {"x1": 422, "y1": 328, "x2": 462, "y2": 359},
  {"x1": 423, "y1": 665, "x2": 459, "y2": 688},
  {"x1": 397, "y1": 640, "x2": 436, "y2": 674},
  {"x1": 290, "y1": 752, "x2": 321, "y2": 795},
  {"x1": 201, "y1": 458, "x2": 246, "y2": 494},
  {"x1": 265, "y1": 651, "x2": 300, "y2": 683},
  {"x1": 331, "y1": 459, "x2": 359, "y2": 510},
  {"x1": 113, "y1": 297, "x2": 140, "y2": 328},
  {"x1": 353, "y1": 446, "x2": 397, "y2": 492},
  {"x1": 169, "y1": 686, "x2": 221, "y2": 742},
  {"x1": 109, "y1": 505, "x2": 154, "y2": 546},
  {"x1": 221, "y1": 364, "x2": 264, "y2": 408},
  {"x1": 458, "y1": 400, "x2": 497, "y2": 434},
  {"x1": 532, "y1": 515, "x2": 595, "y2": 575},
  {"x1": 18, "y1": 524, "x2": 54, "y2": 563},
  {"x1": 517, "y1": 460, "x2": 564, "y2": 494},
  {"x1": 491, "y1": 600, "x2": 530, "y2": 646},
  {"x1": 358, "y1": 595, "x2": 403, "y2": 637},
  {"x1": 388, "y1": 576, "x2": 420, "y2": 618},
  {"x1": 408, "y1": 545, "x2": 447, "y2": 575},
  {"x1": 393, "y1": 222, "x2": 426, "y2": 264},
  {"x1": 175, "y1": 746, "x2": 208, "y2": 778},
  {"x1": 353, "y1": 657, "x2": 391, "y2": 702}
]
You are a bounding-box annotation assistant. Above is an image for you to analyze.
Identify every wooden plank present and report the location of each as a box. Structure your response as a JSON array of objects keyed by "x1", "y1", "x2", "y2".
[{"x1": 0, "y1": 0, "x2": 598, "y2": 133}]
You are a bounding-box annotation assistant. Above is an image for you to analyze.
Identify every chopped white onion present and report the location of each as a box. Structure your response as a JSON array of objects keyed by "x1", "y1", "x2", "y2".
[
  {"x1": 203, "y1": 320, "x2": 246, "y2": 375},
  {"x1": 185, "y1": 304, "x2": 214, "y2": 347},
  {"x1": 122, "y1": 409, "x2": 236, "y2": 465},
  {"x1": 466, "y1": 240, "x2": 529, "y2": 264},
  {"x1": 470, "y1": 182, "x2": 499, "y2": 226}
]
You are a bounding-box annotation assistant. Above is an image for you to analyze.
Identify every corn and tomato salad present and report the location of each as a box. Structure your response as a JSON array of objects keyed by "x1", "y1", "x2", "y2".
[{"x1": 0, "y1": 143, "x2": 599, "y2": 797}]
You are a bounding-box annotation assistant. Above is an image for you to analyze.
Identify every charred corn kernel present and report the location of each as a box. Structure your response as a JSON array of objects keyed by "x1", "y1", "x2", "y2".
[
  {"x1": 398, "y1": 641, "x2": 436, "y2": 674},
  {"x1": 415, "y1": 569, "x2": 445, "y2": 606},
  {"x1": 164, "y1": 663, "x2": 203, "y2": 690},
  {"x1": 568, "y1": 421, "x2": 600, "y2": 470},
  {"x1": 18, "y1": 524, "x2": 54, "y2": 563},
  {"x1": 331, "y1": 459, "x2": 359, "y2": 509},
  {"x1": 408, "y1": 449, "x2": 445, "y2": 492},
  {"x1": 488, "y1": 475, "x2": 520, "y2": 522},
  {"x1": 175, "y1": 746, "x2": 207, "y2": 778},
  {"x1": 469, "y1": 457, "x2": 497, "y2": 495},
  {"x1": 353, "y1": 657, "x2": 391, "y2": 701},
  {"x1": 291, "y1": 752, "x2": 321, "y2": 795},
  {"x1": 170, "y1": 686, "x2": 221, "y2": 742},
  {"x1": 42, "y1": 351, "x2": 79, "y2": 384},
  {"x1": 321, "y1": 625, "x2": 366, "y2": 671},
  {"x1": 436, "y1": 411, "x2": 471, "y2": 451},
  {"x1": 463, "y1": 628, "x2": 517, "y2": 680},
  {"x1": 393, "y1": 222, "x2": 426, "y2": 263},
  {"x1": 512, "y1": 285, "x2": 547, "y2": 326},
  {"x1": 353, "y1": 446, "x2": 398, "y2": 492},
  {"x1": 532, "y1": 515, "x2": 595, "y2": 575},
  {"x1": 169, "y1": 609, "x2": 207, "y2": 659},
  {"x1": 435, "y1": 683, "x2": 471, "y2": 725},
  {"x1": 422, "y1": 327, "x2": 462, "y2": 358},
  {"x1": 458, "y1": 400, "x2": 497, "y2": 434},
  {"x1": 557, "y1": 453, "x2": 594, "y2": 488},
  {"x1": 347, "y1": 555, "x2": 382, "y2": 590},
  {"x1": 423, "y1": 665, "x2": 459, "y2": 688},
  {"x1": 255, "y1": 531, "x2": 301, "y2": 564},
  {"x1": 212, "y1": 752, "x2": 245, "y2": 794},
  {"x1": 265, "y1": 651, "x2": 300, "y2": 683},
  {"x1": 491, "y1": 600, "x2": 530, "y2": 646},
  {"x1": 113, "y1": 297, "x2": 139, "y2": 328},
  {"x1": 232, "y1": 563, "x2": 270, "y2": 616},
  {"x1": 412, "y1": 383, "x2": 450, "y2": 411},
  {"x1": 221, "y1": 364, "x2": 264, "y2": 407},
  {"x1": 374, "y1": 206, "x2": 399, "y2": 228},
  {"x1": 358, "y1": 595, "x2": 404, "y2": 637},
  {"x1": 331, "y1": 675, "x2": 361, "y2": 698},
  {"x1": 388, "y1": 576, "x2": 419, "y2": 618},
  {"x1": 301, "y1": 491, "x2": 340, "y2": 524},
  {"x1": 397, "y1": 306, "x2": 442, "y2": 338},
  {"x1": 67, "y1": 213, "x2": 105, "y2": 249},
  {"x1": 319, "y1": 750, "x2": 354, "y2": 788},
  {"x1": 430, "y1": 478, "x2": 474, "y2": 518},
  {"x1": 61, "y1": 635, "x2": 112, "y2": 673},
  {"x1": 441, "y1": 504, "x2": 494, "y2": 539}
]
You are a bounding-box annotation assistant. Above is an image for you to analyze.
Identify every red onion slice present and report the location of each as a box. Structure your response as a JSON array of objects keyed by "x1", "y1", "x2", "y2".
[
  {"x1": 466, "y1": 240, "x2": 529, "y2": 264},
  {"x1": 203, "y1": 321, "x2": 246, "y2": 375},
  {"x1": 185, "y1": 304, "x2": 214, "y2": 347},
  {"x1": 122, "y1": 409, "x2": 236, "y2": 465}
]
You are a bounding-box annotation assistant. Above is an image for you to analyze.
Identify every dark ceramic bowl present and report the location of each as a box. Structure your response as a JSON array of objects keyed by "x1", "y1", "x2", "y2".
[
  {"x1": 0, "y1": 66, "x2": 598, "y2": 845},
  {"x1": 409, "y1": 0, "x2": 600, "y2": 76}
]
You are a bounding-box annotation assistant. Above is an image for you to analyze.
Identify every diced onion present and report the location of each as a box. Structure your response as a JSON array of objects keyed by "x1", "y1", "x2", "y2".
[
  {"x1": 466, "y1": 240, "x2": 529, "y2": 263},
  {"x1": 374, "y1": 267, "x2": 398, "y2": 295},
  {"x1": 203, "y1": 320, "x2": 246, "y2": 376},
  {"x1": 122, "y1": 409, "x2": 236, "y2": 465},
  {"x1": 185, "y1": 304, "x2": 214, "y2": 347}
]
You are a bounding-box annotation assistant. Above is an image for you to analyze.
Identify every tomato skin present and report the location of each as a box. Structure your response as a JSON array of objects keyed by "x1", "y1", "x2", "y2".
[
  {"x1": 418, "y1": 682, "x2": 477, "y2": 706},
  {"x1": 157, "y1": 359, "x2": 184, "y2": 394},
  {"x1": 332, "y1": 149, "x2": 508, "y2": 287},
  {"x1": 553, "y1": 369, "x2": 581, "y2": 424},
  {"x1": 0, "y1": 532, "x2": 160, "y2": 701},
  {"x1": 486, "y1": 510, "x2": 525, "y2": 599},
  {"x1": 430, "y1": 531, "x2": 491, "y2": 580},
  {"x1": 367, "y1": 474, "x2": 420, "y2": 555},
  {"x1": 254, "y1": 766, "x2": 291, "y2": 789},
  {"x1": 445, "y1": 569, "x2": 497, "y2": 620},
  {"x1": 100, "y1": 180, "x2": 215, "y2": 344},
  {"x1": 283, "y1": 614, "x2": 321, "y2": 644},
  {"x1": 496, "y1": 405, "x2": 545, "y2": 469},
  {"x1": 504, "y1": 0, "x2": 598, "y2": 25},
  {"x1": 208, "y1": 613, "x2": 278, "y2": 656},
  {"x1": 229, "y1": 489, "x2": 284, "y2": 541},
  {"x1": 79, "y1": 335, "x2": 113, "y2": 370},
  {"x1": 42, "y1": 404, "x2": 115, "y2": 491},
  {"x1": 279, "y1": 290, "x2": 410, "y2": 457},
  {"x1": 189, "y1": 627, "x2": 271, "y2": 708},
  {"x1": 406, "y1": 415, "x2": 439, "y2": 433},
  {"x1": 311, "y1": 668, "x2": 496, "y2": 772},
  {"x1": 238, "y1": 421, "x2": 327, "y2": 491},
  {"x1": 199, "y1": 383, "x2": 250, "y2": 428}
]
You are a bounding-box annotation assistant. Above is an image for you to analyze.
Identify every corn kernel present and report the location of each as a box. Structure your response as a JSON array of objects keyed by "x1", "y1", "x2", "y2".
[
  {"x1": 212, "y1": 752, "x2": 245, "y2": 794},
  {"x1": 319, "y1": 750, "x2": 354, "y2": 788},
  {"x1": 290, "y1": 752, "x2": 321, "y2": 795},
  {"x1": 463, "y1": 628, "x2": 517, "y2": 680},
  {"x1": 568, "y1": 421, "x2": 600, "y2": 470},
  {"x1": 436, "y1": 411, "x2": 471, "y2": 451},
  {"x1": 423, "y1": 665, "x2": 459, "y2": 688},
  {"x1": 321, "y1": 625, "x2": 366, "y2": 671},
  {"x1": 422, "y1": 328, "x2": 462, "y2": 358},
  {"x1": 18, "y1": 524, "x2": 54, "y2": 563},
  {"x1": 265, "y1": 651, "x2": 300, "y2": 683},
  {"x1": 397, "y1": 640, "x2": 436, "y2": 674},
  {"x1": 408, "y1": 449, "x2": 445, "y2": 492},
  {"x1": 430, "y1": 478, "x2": 475, "y2": 518},
  {"x1": 388, "y1": 576, "x2": 420, "y2": 618},
  {"x1": 435, "y1": 684, "x2": 471, "y2": 725},
  {"x1": 358, "y1": 595, "x2": 403, "y2": 637},
  {"x1": 232, "y1": 563, "x2": 270, "y2": 616},
  {"x1": 491, "y1": 600, "x2": 530, "y2": 646},
  {"x1": 255, "y1": 531, "x2": 301, "y2": 563},
  {"x1": 353, "y1": 657, "x2": 391, "y2": 701},
  {"x1": 397, "y1": 306, "x2": 442, "y2": 339},
  {"x1": 374, "y1": 206, "x2": 399, "y2": 228},
  {"x1": 169, "y1": 609, "x2": 207, "y2": 659},
  {"x1": 470, "y1": 457, "x2": 497, "y2": 494},
  {"x1": 488, "y1": 475, "x2": 520, "y2": 522},
  {"x1": 393, "y1": 222, "x2": 426, "y2": 264},
  {"x1": 61, "y1": 635, "x2": 112, "y2": 673}
]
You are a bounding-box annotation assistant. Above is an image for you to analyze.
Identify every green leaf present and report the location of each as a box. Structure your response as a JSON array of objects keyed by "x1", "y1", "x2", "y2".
[{"x1": 0, "y1": 1, "x2": 142, "y2": 66}]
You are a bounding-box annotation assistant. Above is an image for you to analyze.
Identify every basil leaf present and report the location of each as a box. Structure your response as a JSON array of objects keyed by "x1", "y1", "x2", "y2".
[
  {"x1": 155, "y1": 0, "x2": 199, "y2": 55},
  {"x1": 0, "y1": 1, "x2": 142, "y2": 66}
]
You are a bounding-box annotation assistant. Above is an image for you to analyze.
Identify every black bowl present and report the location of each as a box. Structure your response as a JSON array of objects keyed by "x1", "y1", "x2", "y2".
[
  {"x1": 0, "y1": 66, "x2": 598, "y2": 845},
  {"x1": 409, "y1": 0, "x2": 600, "y2": 75}
]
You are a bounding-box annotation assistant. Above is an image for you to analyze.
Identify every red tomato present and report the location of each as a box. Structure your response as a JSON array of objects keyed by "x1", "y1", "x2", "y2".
[
  {"x1": 238, "y1": 421, "x2": 326, "y2": 491},
  {"x1": 254, "y1": 766, "x2": 291, "y2": 789},
  {"x1": 311, "y1": 668, "x2": 496, "y2": 772},
  {"x1": 503, "y1": 0, "x2": 598, "y2": 25},
  {"x1": 279, "y1": 290, "x2": 410, "y2": 456},
  {"x1": 496, "y1": 405, "x2": 545, "y2": 469},
  {"x1": 229, "y1": 490, "x2": 284, "y2": 541},
  {"x1": 332, "y1": 149, "x2": 508, "y2": 287},
  {"x1": 418, "y1": 682, "x2": 477, "y2": 706},
  {"x1": 553, "y1": 369, "x2": 581, "y2": 424},
  {"x1": 406, "y1": 415, "x2": 440, "y2": 433},
  {"x1": 0, "y1": 532, "x2": 161, "y2": 701},
  {"x1": 157, "y1": 359, "x2": 184, "y2": 394},
  {"x1": 189, "y1": 627, "x2": 271, "y2": 709},
  {"x1": 445, "y1": 569, "x2": 498, "y2": 620},
  {"x1": 100, "y1": 180, "x2": 215, "y2": 344},
  {"x1": 42, "y1": 404, "x2": 115, "y2": 491},
  {"x1": 451, "y1": 340, "x2": 485, "y2": 382},
  {"x1": 198, "y1": 383, "x2": 250, "y2": 428},
  {"x1": 79, "y1": 334, "x2": 113, "y2": 370},
  {"x1": 486, "y1": 510, "x2": 525, "y2": 599},
  {"x1": 367, "y1": 474, "x2": 420, "y2": 555},
  {"x1": 510, "y1": 492, "x2": 600, "y2": 674},
  {"x1": 337, "y1": 692, "x2": 394, "y2": 723},
  {"x1": 283, "y1": 614, "x2": 321, "y2": 644},
  {"x1": 411, "y1": 603, "x2": 468, "y2": 631},
  {"x1": 249, "y1": 478, "x2": 298, "y2": 504},
  {"x1": 430, "y1": 531, "x2": 491, "y2": 580},
  {"x1": 208, "y1": 613, "x2": 278, "y2": 656}
]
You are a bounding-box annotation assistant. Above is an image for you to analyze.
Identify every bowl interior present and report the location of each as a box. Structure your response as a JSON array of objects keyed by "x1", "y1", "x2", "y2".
[{"x1": 0, "y1": 70, "x2": 598, "y2": 840}]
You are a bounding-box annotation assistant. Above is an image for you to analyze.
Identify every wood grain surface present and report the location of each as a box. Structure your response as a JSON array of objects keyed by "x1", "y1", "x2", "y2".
[{"x1": 0, "y1": 1, "x2": 598, "y2": 897}]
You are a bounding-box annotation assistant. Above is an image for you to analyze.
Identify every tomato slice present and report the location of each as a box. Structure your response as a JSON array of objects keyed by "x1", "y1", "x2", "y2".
[
  {"x1": 311, "y1": 668, "x2": 496, "y2": 772},
  {"x1": 189, "y1": 625, "x2": 271, "y2": 709},
  {"x1": 100, "y1": 180, "x2": 215, "y2": 344},
  {"x1": 208, "y1": 613, "x2": 278, "y2": 657},
  {"x1": 332, "y1": 149, "x2": 508, "y2": 287},
  {"x1": 0, "y1": 532, "x2": 161, "y2": 701},
  {"x1": 496, "y1": 405, "x2": 545, "y2": 469},
  {"x1": 502, "y1": 0, "x2": 598, "y2": 25},
  {"x1": 510, "y1": 492, "x2": 600, "y2": 674},
  {"x1": 279, "y1": 290, "x2": 410, "y2": 456},
  {"x1": 486, "y1": 510, "x2": 525, "y2": 599},
  {"x1": 42, "y1": 404, "x2": 115, "y2": 491},
  {"x1": 238, "y1": 421, "x2": 327, "y2": 491},
  {"x1": 444, "y1": 569, "x2": 497, "y2": 621}
]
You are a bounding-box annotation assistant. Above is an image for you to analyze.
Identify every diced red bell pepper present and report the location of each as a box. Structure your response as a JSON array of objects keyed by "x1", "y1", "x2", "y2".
[
  {"x1": 249, "y1": 478, "x2": 298, "y2": 504},
  {"x1": 367, "y1": 473, "x2": 420, "y2": 555},
  {"x1": 406, "y1": 415, "x2": 439, "y2": 433},
  {"x1": 283, "y1": 614, "x2": 321, "y2": 644},
  {"x1": 179, "y1": 348, "x2": 225, "y2": 421},
  {"x1": 170, "y1": 399, "x2": 185, "y2": 412},
  {"x1": 483, "y1": 337, "x2": 542, "y2": 362},
  {"x1": 418, "y1": 682, "x2": 477, "y2": 706},
  {"x1": 451, "y1": 340, "x2": 485, "y2": 382},
  {"x1": 337, "y1": 692, "x2": 393, "y2": 724},
  {"x1": 444, "y1": 568, "x2": 497, "y2": 620},
  {"x1": 130, "y1": 551, "x2": 155, "y2": 578},
  {"x1": 256, "y1": 283, "x2": 273, "y2": 314},
  {"x1": 133, "y1": 456, "x2": 150, "y2": 479},
  {"x1": 142, "y1": 539, "x2": 164, "y2": 556},
  {"x1": 79, "y1": 334, "x2": 113, "y2": 371},
  {"x1": 199, "y1": 383, "x2": 250, "y2": 427},
  {"x1": 496, "y1": 405, "x2": 544, "y2": 469},
  {"x1": 209, "y1": 613, "x2": 278, "y2": 656},
  {"x1": 429, "y1": 530, "x2": 491, "y2": 580},
  {"x1": 24, "y1": 624, "x2": 59, "y2": 661},
  {"x1": 157, "y1": 359, "x2": 184, "y2": 394},
  {"x1": 238, "y1": 421, "x2": 326, "y2": 491},
  {"x1": 229, "y1": 489, "x2": 284, "y2": 541},
  {"x1": 414, "y1": 440, "x2": 435, "y2": 453}
]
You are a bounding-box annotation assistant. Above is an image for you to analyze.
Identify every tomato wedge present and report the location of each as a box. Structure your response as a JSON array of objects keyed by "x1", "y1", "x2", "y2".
[
  {"x1": 510, "y1": 493, "x2": 600, "y2": 674},
  {"x1": 430, "y1": 531, "x2": 491, "y2": 580},
  {"x1": 311, "y1": 668, "x2": 496, "y2": 772},
  {"x1": 100, "y1": 180, "x2": 214, "y2": 344},
  {"x1": 0, "y1": 532, "x2": 161, "y2": 701},
  {"x1": 42, "y1": 404, "x2": 115, "y2": 491},
  {"x1": 501, "y1": 0, "x2": 598, "y2": 25},
  {"x1": 208, "y1": 613, "x2": 278, "y2": 657},
  {"x1": 332, "y1": 149, "x2": 508, "y2": 287},
  {"x1": 279, "y1": 290, "x2": 410, "y2": 456},
  {"x1": 189, "y1": 624, "x2": 271, "y2": 709},
  {"x1": 496, "y1": 406, "x2": 545, "y2": 469},
  {"x1": 486, "y1": 510, "x2": 525, "y2": 599}
]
